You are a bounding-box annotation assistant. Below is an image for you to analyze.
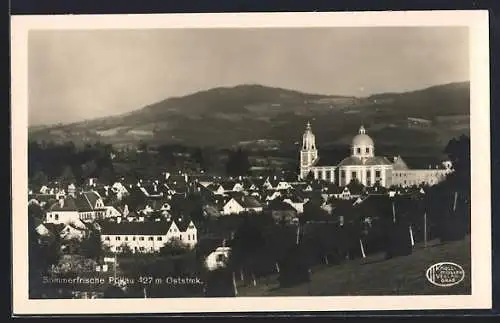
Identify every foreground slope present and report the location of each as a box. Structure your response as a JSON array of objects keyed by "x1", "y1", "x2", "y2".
[{"x1": 238, "y1": 236, "x2": 471, "y2": 296}]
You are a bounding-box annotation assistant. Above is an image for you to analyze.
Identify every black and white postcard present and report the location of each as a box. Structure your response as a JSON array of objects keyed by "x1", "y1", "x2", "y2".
[{"x1": 11, "y1": 10, "x2": 491, "y2": 315}]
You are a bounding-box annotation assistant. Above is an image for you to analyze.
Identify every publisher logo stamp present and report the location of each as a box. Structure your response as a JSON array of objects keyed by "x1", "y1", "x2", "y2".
[{"x1": 426, "y1": 262, "x2": 465, "y2": 287}]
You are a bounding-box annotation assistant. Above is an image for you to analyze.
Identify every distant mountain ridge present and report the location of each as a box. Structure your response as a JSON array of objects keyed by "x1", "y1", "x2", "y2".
[{"x1": 29, "y1": 81, "x2": 470, "y2": 153}]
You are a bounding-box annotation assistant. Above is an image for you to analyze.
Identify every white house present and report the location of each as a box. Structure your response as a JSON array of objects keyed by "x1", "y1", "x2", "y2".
[
  {"x1": 221, "y1": 196, "x2": 263, "y2": 215},
  {"x1": 59, "y1": 222, "x2": 88, "y2": 242},
  {"x1": 45, "y1": 192, "x2": 106, "y2": 224},
  {"x1": 204, "y1": 247, "x2": 231, "y2": 271},
  {"x1": 111, "y1": 182, "x2": 129, "y2": 200},
  {"x1": 104, "y1": 206, "x2": 122, "y2": 218},
  {"x1": 207, "y1": 184, "x2": 225, "y2": 195},
  {"x1": 275, "y1": 181, "x2": 292, "y2": 190},
  {"x1": 100, "y1": 219, "x2": 198, "y2": 253},
  {"x1": 334, "y1": 187, "x2": 353, "y2": 200},
  {"x1": 283, "y1": 198, "x2": 307, "y2": 214},
  {"x1": 221, "y1": 182, "x2": 244, "y2": 193},
  {"x1": 46, "y1": 198, "x2": 81, "y2": 225}
]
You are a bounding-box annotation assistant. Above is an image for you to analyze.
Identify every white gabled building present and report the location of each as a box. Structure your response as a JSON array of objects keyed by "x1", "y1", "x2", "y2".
[
  {"x1": 221, "y1": 195, "x2": 263, "y2": 215},
  {"x1": 100, "y1": 218, "x2": 198, "y2": 253},
  {"x1": 45, "y1": 192, "x2": 106, "y2": 225}
]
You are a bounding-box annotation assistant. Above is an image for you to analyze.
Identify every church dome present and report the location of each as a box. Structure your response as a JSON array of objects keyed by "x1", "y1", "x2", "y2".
[{"x1": 352, "y1": 125, "x2": 374, "y2": 147}]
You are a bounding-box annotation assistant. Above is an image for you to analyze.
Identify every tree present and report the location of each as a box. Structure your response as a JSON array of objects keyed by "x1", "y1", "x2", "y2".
[
  {"x1": 444, "y1": 134, "x2": 471, "y2": 193},
  {"x1": 225, "y1": 148, "x2": 251, "y2": 177},
  {"x1": 192, "y1": 148, "x2": 205, "y2": 171},
  {"x1": 31, "y1": 170, "x2": 49, "y2": 188},
  {"x1": 305, "y1": 171, "x2": 315, "y2": 182},
  {"x1": 59, "y1": 165, "x2": 76, "y2": 186},
  {"x1": 99, "y1": 166, "x2": 116, "y2": 185},
  {"x1": 80, "y1": 228, "x2": 102, "y2": 260},
  {"x1": 159, "y1": 240, "x2": 190, "y2": 257},
  {"x1": 229, "y1": 217, "x2": 267, "y2": 286}
]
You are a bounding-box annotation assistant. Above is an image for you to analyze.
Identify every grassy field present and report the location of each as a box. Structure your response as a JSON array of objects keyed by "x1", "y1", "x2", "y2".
[{"x1": 237, "y1": 236, "x2": 471, "y2": 296}]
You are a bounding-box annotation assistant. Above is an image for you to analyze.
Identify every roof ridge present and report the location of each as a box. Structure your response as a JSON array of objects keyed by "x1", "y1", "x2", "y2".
[{"x1": 82, "y1": 192, "x2": 94, "y2": 210}]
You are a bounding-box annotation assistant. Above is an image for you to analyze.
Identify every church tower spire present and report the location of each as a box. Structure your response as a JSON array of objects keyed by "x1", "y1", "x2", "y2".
[{"x1": 300, "y1": 121, "x2": 318, "y2": 179}]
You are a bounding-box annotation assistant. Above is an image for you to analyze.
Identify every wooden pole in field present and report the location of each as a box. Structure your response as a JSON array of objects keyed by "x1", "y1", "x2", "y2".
[
  {"x1": 232, "y1": 271, "x2": 238, "y2": 296},
  {"x1": 392, "y1": 202, "x2": 396, "y2": 223},
  {"x1": 409, "y1": 225, "x2": 415, "y2": 247},
  {"x1": 453, "y1": 191, "x2": 458, "y2": 212},
  {"x1": 424, "y1": 211, "x2": 428, "y2": 248},
  {"x1": 296, "y1": 224, "x2": 300, "y2": 245},
  {"x1": 359, "y1": 239, "x2": 366, "y2": 258}
]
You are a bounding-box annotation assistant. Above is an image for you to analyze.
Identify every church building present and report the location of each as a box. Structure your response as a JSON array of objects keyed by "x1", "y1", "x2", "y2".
[{"x1": 299, "y1": 122, "x2": 452, "y2": 188}]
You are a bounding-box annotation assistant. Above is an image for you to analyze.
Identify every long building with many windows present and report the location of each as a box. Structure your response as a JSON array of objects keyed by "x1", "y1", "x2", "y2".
[{"x1": 299, "y1": 122, "x2": 452, "y2": 187}]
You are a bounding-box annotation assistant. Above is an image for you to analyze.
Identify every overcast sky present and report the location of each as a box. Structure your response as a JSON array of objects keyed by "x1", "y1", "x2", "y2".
[{"x1": 28, "y1": 27, "x2": 469, "y2": 126}]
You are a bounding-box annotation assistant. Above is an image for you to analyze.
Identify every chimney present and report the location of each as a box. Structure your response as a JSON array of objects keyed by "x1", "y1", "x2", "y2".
[
  {"x1": 59, "y1": 197, "x2": 64, "y2": 208},
  {"x1": 117, "y1": 217, "x2": 122, "y2": 223},
  {"x1": 89, "y1": 178, "x2": 94, "y2": 186},
  {"x1": 153, "y1": 183, "x2": 158, "y2": 192},
  {"x1": 184, "y1": 174, "x2": 188, "y2": 182}
]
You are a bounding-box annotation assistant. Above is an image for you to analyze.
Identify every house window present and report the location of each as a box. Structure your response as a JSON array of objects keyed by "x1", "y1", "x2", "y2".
[
  {"x1": 193, "y1": 234, "x2": 196, "y2": 241},
  {"x1": 356, "y1": 148, "x2": 361, "y2": 155},
  {"x1": 188, "y1": 235, "x2": 191, "y2": 241},
  {"x1": 375, "y1": 170, "x2": 381, "y2": 178},
  {"x1": 325, "y1": 170, "x2": 331, "y2": 180},
  {"x1": 116, "y1": 237, "x2": 121, "y2": 241},
  {"x1": 125, "y1": 237, "x2": 128, "y2": 241},
  {"x1": 366, "y1": 170, "x2": 371, "y2": 178},
  {"x1": 133, "y1": 237, "x2": 136, "y2": 241},
  {"x1": 139, "y1": 237, "x2": 144, "y2": 241},
  {"x1": 54, "y1": 214, "x2": 59, "y2": 221},
  {"x1": 341, "y1": 170, "x2": 345, "y2": 178},
  {"x1": 148, "y1": 237, "x2": 154, "y2": 241},
  {"x1": 140, "y1": 247, "x2": 145, "y2": 251},
  {"x1": 105, "y1": 236, "x2": 110, "y2": 241},
  {"x1": 351, "y1": 172, "x2": 357, "y2": 179},
  {"x1": 157, "y1": 237, "x2": 162, "y2": 241},
  {"x1": 366, "y1": 147, "x2": 370, "y2": 154}
]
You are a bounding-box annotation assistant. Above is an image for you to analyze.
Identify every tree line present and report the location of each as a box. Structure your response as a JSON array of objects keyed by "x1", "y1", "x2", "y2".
[{"x1": 28, "y1": 140, "x2": 256, "y2": 187}]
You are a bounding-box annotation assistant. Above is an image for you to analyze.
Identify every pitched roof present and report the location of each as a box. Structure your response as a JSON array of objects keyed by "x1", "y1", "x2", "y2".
[
  {"x1": 338, "y1": 156, "x2": 393, "y2": 167},
  {"x1": 314, "y1": 155, "x2": 342, "y2": 167},
  {"x1": 232, "y1": 195, "x2": 262, "y2": 208},
  {"x1": 267, "y1": 199, "x2": 297, "y2": 211},
  {"x1": 100, "y1": 218, "x2": 194, "y2": 235},
  {"x1": 397, "y1": 156, "x2": 447, "y2": 170},
  {"x1": 49, "y1": 197, "x2": 79, "y2": 212},
  {"x1": 221, "y1": 181, "x2": 238, "y2": 190},
  {"x1": 100, "y1": 221, "x2": 172, "y2": 235}
]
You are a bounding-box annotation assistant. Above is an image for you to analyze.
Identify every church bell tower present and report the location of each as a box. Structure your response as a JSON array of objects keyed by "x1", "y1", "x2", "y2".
[{"x1": 300, "y1": 121, "x2": 318, "y2": 179}]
